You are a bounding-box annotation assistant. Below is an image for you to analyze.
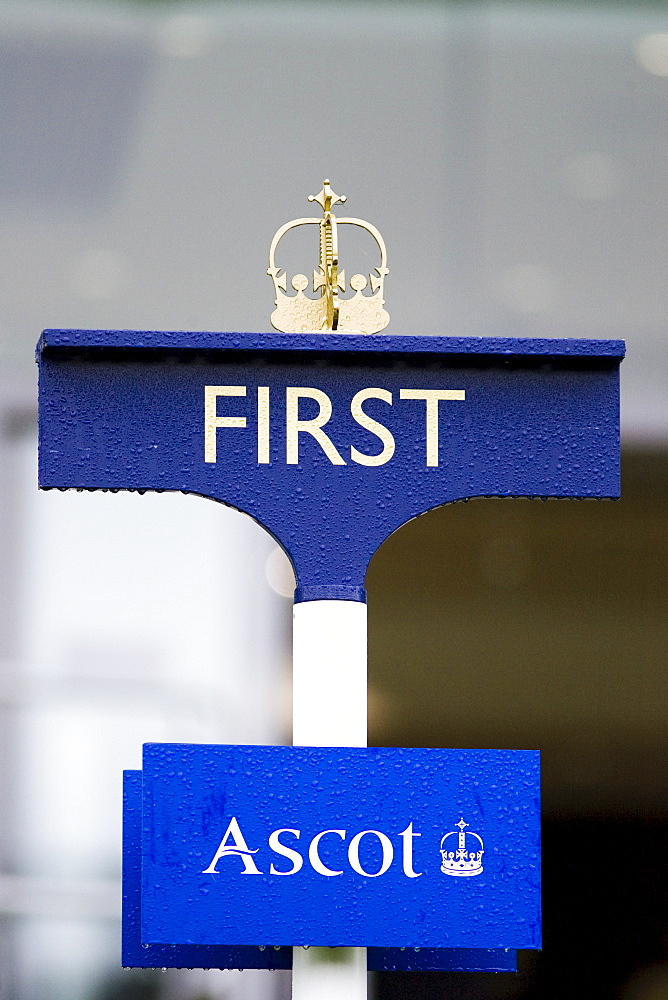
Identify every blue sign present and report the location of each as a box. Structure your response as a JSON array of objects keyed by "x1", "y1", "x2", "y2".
[
  {"x1": 123, "y1": 772, "x2": 517, "y2": 972},
  {"x1": 138, "y1": 744, "x2": 540, "y2": 951},
  {"x1": 37, "y1": 329, "x2": 622, "y2": 969},
  {"x1": 37, "y1": 330, "x2": 623, "y2": 601}
]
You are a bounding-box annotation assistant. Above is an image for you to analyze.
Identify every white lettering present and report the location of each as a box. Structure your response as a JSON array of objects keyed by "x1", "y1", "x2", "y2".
[
  {"x1": 202, "y1": 816, "x2": 263, "y2": 874},
  {"x1": 399, "y1": 389, "x2": 466, "y2": 467},
  {"x1": 348, "y1": 830, "x2": 394, "y2": 877},
  {"x1": 350, "y1": 388, "x2": 395, "y2": 467},
  {"x1": 399, "y1": 823, "x2": 422, "y2": 878},
  {"x1": 268, "y1": 828, "x2": 303, "y2": 875},
  {"x1": 204, "y1": 386, "x2": 247, "y2": 463},
  {"x1": 286, "y1": 387, "x2": 346, "y2": 466},
  {"x1": 308, "y1": 829, "x2": 346, "y2": 876}
]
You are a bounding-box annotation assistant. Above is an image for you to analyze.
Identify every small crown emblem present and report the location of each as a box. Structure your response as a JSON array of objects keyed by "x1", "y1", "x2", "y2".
[
  {"x1": 440, "y1": 817, "x2": 484, "y2": 878},
  {"x1": 268, "y1": 179, "x2": 389, "y2": 335}
]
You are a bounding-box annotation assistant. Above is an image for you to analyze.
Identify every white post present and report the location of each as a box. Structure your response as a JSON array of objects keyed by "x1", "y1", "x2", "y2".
[{"x1": 292, "y1": 599, "x2": 368, "y2": 1000}]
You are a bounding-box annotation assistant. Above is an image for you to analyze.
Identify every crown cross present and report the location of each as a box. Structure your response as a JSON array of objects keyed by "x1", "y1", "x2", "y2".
[
  {"x1": 307, "y1": 179, "x2": 346, "y2": 213},
  {"x1": 268, "y1": 179, "x2": 389, "y2": 335}
]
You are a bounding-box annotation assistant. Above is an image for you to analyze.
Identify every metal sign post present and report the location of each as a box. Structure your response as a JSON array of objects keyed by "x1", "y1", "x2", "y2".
[
  {"x1": 36, "y1": 182, "x2": 623, "y2": 997},
  {"x1": 292, "y1": 600, "x2": 368, "y2": 999}
]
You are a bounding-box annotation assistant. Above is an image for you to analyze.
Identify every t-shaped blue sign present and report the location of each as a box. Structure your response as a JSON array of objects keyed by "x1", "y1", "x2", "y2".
[
  {"x1": 37, "y1": 330, "x2": 623, "y2": 600},
  {"x1": 37, "y1": 328, "x2": 623, "y2": 971}
]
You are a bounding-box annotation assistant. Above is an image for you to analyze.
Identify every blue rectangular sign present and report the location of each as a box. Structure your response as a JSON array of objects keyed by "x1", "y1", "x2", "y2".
[
  {"x1": 140, "y1": 744, "x2": 540, "y2": 950},
  {"x1": 123, "y1": 771, "x2": 517, "y2": 972}
]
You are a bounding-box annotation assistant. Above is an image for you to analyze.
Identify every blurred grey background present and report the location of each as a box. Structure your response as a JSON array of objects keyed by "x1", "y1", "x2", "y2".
[{"x1": 0, "y1": 2, "x2": 666, "y2": 999}]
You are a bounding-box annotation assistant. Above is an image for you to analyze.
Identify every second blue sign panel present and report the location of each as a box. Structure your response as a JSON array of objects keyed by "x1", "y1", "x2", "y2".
[{"x1": 141, "y1": 744, "x2": 541, "y2": 950}]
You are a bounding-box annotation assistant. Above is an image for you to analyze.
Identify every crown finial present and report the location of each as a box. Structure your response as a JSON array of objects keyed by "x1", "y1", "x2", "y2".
[{"x1": 267, "y1": 180, "x2": 389, "y2": 335}]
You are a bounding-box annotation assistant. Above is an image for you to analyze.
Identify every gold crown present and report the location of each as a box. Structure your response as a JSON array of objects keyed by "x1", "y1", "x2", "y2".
[{"x1": 268, "y1": 180, "x2": 389, "y2": 335}]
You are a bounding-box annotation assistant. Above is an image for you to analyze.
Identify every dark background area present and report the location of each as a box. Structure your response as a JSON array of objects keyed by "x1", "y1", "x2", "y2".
[{"x1": 368, "y1": 450, "x2": 668, "y2": 1000}]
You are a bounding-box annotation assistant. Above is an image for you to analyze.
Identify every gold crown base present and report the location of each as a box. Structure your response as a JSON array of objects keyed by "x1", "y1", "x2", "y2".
[{"x1": 271, "y1": 290, "x2": 389, "y2": 336}]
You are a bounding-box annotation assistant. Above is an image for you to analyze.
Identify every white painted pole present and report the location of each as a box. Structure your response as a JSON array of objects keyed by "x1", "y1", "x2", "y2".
[{"x1": 292, "y1": 599, "x2": 368, "y2": 1000}]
